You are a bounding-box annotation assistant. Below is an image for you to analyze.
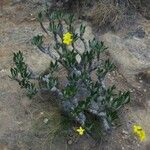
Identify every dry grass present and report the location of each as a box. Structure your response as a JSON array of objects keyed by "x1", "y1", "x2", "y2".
[
  {"x1": 66, "y1": 1, "x2": 128, "y2": 31},
  {"x1": 60, "y1": 0, "x2": 149, "y2": 32},
  {"x1": 129, "y1": 0, "x2": 150, "y2": 19},
  {"x1": 89, "y1": 2, "x2": 124, "y2": 31}
]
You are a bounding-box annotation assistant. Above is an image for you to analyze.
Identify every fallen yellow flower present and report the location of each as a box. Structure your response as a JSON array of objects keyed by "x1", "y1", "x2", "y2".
[
  {"x1": 133, "y1": 125, "x2": 146, "y2": 141},
  {"x1": 76, "y1": 126, "x2": 85, "y2": 135}
]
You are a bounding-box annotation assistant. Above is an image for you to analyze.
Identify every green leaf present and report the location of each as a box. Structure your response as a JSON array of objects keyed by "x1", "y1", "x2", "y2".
[
  {"x1": 46, "y1": 76, "x2": 58, "y2": 90},
  {"x1": 67, "y1": 73, "x2": 80, "y2": 84},
  {"x1": 11, "y1": 51, "x2": 37, "y2": 98},
  {"x1": 63, "y1": 50, "x2": 77, "y2": 67},
  {"x1": 55, "y1": 11, "x2": 64, "y2": 20},
  {"x1": 48, "y1": 22, "x2": 61, "y2": 33},
  {"x1": 106, "y1": 109, "x2": 118, "y2": 122},
  {"x1": 37, "y1": 12, "x2": 44, "y2": 23},
  {"x1": 32, "y1": 35, "x2": 43, "y2": 47},
  {"x1": 96, "y1": 67, "x2": 106, "y2": 78},
  {"x1": 110, "y1": 91, "x2": 130, "y2": 110},
  {"x1": 10, "y1": 68, "x2": 18, "y2": 78},
  {"x1": 72, "y1": 33, "x2": 79, "y2": 42},
  {"x1": 13, "y1": 51, "x2": 24, "y2": 64},
  {"x1": 122, "y1": 91, "x2": 130, "y2": 104},
  {"x1": 48, "y1": 22, "x2": 55, "y2": 32},
  {"x1": 63, "y1": 84, "x2": 77, "y2": 99},
  {"x1": 26, "y1": 83, "x2": 37, "y2": 99},
  {"x1": 104, "y1": 59, "x2": 116, "y2": 72},
  {"x1": 89, "y1": 39, "x2": 107, "y2": 58},
  {"x1": 97, "y1": 60, "x2": 116, "y2": 78},
  {"x1": 80, "y1": 24, "x2": 86, "y2": 36},
  {"x1": 50, "y1": 61, "x2": 58, "y2": 72},
  {"x1": 65, "y1": 14, "x2": 75, "y2": 25}
]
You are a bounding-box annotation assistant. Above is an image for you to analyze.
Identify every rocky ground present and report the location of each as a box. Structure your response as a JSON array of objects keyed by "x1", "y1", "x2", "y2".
[{"x1": 0, "y1": 1, "x2": 150, "y2": 150}]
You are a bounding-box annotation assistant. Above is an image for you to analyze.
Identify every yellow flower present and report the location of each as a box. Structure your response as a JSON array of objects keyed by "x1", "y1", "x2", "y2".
[
  {"x1": 63, "y1": 32, "x2": 73, "y2": 45},
  {"x1": 133, "y1": 125, "x2": 146, "y2": 141},
  {"x1": 76, "y1": 126, "x2": 85, "y2": 135}
]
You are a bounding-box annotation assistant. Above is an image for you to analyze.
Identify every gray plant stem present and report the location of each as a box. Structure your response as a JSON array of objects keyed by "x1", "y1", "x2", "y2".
[
  {"x1": 88, "y1": 108, "x2": 111, "y2": 132},
  {"x1": 77, "y1": 70, "x2": 110, "y2": 131},
  {"x1": 98, "y1": 112, "x2": 111, "y2": 132},
  {"x1": 51, "y1": 86, "x2": 63, "y2": 98},
  {"x1": 62, "y1": 66, "x2": 108, "y2": 131},
  {"x1": 37, "y1": 45, "x2": 68, "y2": 70},
  {"x1": 37, "y1": 45, "x2": 57, "y2": 60},
  {"x1": 27, "y1": 66, "x2": 39, "y2": 80},
  {"x1": 89, "y1": 60, "x2": 102, "y2": 73},
  {"x1": 51, "y1": 86, "x2": 87, "y2": 125}
]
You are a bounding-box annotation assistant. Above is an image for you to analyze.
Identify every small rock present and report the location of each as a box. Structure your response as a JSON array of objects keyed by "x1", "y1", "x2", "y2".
[
  {"x1": 40, "y1": 112, "x2": 44, "y2": 115},
  {"x1": 122, "y1": 130, "x2": 129, "y2": 139},
  {"x1": 137, "y1": 144, "x2": 140, "y2": 147},
  {"x1": 122, "y1": 130, "x2": 128, "y2": 135},
  {"x1": 43, "y1": 118, "x2": 49, "y2": 124},
  {"x1": 129, "y1": 89, "x2": 133, "y2": 92},
  {"x1": 16, "y1": 121, "x2": 23, "y2": 125},
  {"x1": 67, "y1": 140, "x2": 73, "y2": 145},
  {"x1": 143, "y1": 89, "x2": 147, "y2": 92},
  {"x1": 112, "y1": 71, "x2": 115, "y2": 73}
]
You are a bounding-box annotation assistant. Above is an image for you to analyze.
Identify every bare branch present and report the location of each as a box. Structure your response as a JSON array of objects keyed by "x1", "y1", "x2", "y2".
[{"x1": 40, "y1": 22, "x2": 49, "y2": 35}]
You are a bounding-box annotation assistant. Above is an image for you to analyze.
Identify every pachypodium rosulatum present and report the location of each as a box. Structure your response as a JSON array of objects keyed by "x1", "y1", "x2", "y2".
[{"x1": 10, "y1": 8, "x2": 130, "y2": 135}]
